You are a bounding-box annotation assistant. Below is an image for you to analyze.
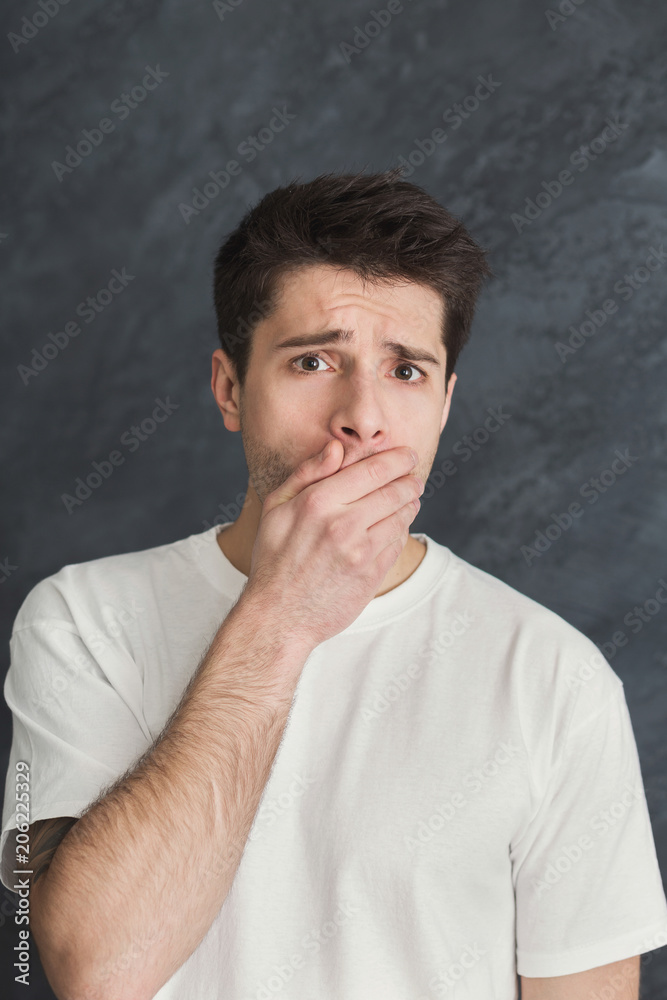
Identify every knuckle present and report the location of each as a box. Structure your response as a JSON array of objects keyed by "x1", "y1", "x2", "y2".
[
  {"x1": 301, "y1": 486, "x2": 326, "y2": 515},
  {"x1": 379, "y1": 482, "x2": 401, "y2": 507},
  {"x1": 326, "y1": 516, "x2": 348, "y2": 545},
  {"x1": 345, "y1": 542, "x2": 368, "y2": 570},
  {"x1": 397, "y1": 506, "x2": 412, "y2": 525},
  {"x1": 366, "y1": 457, "x2": 386, "y2": 485},
  {"x1": 262, "y1": 487, "x2": 277, "y2": 508}
]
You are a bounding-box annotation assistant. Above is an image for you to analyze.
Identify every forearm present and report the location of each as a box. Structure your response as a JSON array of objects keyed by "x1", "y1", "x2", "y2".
[{"x1": 33, "y1": 591, "x2": 312, "y2": 1000}]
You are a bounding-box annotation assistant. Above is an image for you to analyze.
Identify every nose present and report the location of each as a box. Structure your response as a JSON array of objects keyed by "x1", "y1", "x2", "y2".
[{"x1": 329, "y1": 373, "x2": 389, "y2": 460}]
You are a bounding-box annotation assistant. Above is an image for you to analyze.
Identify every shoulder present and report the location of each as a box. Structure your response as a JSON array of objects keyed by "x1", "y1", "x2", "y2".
[
  {"x1": 12, "y1": 529, "x2": 201, "y2": 634},
  {"x1": 437, "y1": 542, "x2": 624, "y2": 718}
]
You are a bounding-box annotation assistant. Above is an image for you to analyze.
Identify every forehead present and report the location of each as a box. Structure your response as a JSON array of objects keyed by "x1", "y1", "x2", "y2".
[{"x1": 267, "y1": 264, "x2": 445, "y2": 333}]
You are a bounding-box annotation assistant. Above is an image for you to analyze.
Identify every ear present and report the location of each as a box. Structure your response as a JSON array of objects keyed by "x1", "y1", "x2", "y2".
[
  {"x1": 211, "y1": 348, "x2": 241, "y2": 432},
  {"x1": 439, "y1": 372, "x2": 457, "y2": 434}
]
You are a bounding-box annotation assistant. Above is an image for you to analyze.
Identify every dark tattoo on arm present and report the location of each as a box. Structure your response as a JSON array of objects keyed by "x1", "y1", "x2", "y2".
[{"x1": 28, "y1": 817, "x2": 78, "y2": 887}]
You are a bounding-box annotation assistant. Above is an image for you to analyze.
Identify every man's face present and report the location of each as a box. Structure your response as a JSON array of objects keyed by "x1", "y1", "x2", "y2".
[{"x1": 217, "y1": 264, "x2": 456, "y2": 504}]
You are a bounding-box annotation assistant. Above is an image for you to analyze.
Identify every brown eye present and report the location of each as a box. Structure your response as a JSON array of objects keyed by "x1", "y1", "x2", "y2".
[
  {"x1": 392, "y1": 363, "x2": 425, "y2": 383},
  {"x1": 292, "y1": 353, "x2": 328, "y2": 374}
]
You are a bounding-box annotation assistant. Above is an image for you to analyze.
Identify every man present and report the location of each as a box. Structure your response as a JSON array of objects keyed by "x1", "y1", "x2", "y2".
[{"x1": 2, "y1": 170, "x2": 666, "y2": 1000}]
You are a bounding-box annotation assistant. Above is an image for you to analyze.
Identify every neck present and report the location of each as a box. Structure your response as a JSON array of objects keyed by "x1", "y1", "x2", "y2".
[{"x1": 216, "y1": 481, "x2": 426, "y2": 598}]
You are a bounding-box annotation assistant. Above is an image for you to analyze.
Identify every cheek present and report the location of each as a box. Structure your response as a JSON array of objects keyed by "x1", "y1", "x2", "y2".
[
  {"x1": 407, "y1": 423, "x2": 441, "y2": 473},
  {"x1": 245, "y1": 384, "x2": 321, "y2": 458},
  {"x1": 244, "y1": 383, "x2": 292, "y2": 436}
]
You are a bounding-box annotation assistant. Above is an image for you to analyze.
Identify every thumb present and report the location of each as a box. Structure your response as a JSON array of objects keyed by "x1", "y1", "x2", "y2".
[{"x1": 265, "y1": 439, "x2": 344, "y2": 510}]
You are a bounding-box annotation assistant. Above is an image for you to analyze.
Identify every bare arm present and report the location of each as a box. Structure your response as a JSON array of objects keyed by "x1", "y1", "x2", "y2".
[
  {"x1": 520, "y1": 955, "x2": 640, "y2": 999},
  {"x1": 31, "y1": 438, "x2": 421, "y2": 1000},
  {"x1": 31, "y1": 592, "x2": 314, "y2": 1000}
]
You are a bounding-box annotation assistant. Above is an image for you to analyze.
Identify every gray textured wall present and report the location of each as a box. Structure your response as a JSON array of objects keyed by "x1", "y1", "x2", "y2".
[{"x1": 2, "y1": 0, "x2": 666, "y2": 995}]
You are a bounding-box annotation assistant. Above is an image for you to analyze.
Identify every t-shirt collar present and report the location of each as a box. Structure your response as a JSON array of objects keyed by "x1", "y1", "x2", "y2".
[{"x1": 191, "y1": 521, "x2": 450, "y2": 632}]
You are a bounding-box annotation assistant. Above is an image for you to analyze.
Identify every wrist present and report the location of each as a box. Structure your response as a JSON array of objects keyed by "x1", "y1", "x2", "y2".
[{"x1": 231, "y1": 585, "x2": 318, "y2": 663}]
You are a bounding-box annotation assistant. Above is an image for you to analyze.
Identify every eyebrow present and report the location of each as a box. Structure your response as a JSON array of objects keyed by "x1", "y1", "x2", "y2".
[{"x1": 271, "y1": 328, "x2": 442, "y2": 368}]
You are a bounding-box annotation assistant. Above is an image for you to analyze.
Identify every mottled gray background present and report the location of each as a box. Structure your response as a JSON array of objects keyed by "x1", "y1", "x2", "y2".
[{"x1": 1, "y1": 0, "x2": 666, "y2": 995}]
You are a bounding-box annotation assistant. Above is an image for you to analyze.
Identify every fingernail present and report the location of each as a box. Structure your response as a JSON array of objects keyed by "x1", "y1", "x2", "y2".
[{"x1": 321, "y1": 442, "x2": 331, "y2": 461}]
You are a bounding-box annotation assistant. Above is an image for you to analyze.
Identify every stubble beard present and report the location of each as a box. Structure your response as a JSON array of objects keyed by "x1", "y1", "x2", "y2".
[
  {"x1": 238, "y1": 397, "x2": 298, "y2": 505},
  {"x1": 238, "y1": 395, "x2": 438, "y2": 509}
]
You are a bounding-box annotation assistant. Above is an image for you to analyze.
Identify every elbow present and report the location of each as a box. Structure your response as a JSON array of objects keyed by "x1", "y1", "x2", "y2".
[
  {"x1": 34, "y1": 922, "x2": 155, "y2": 1000},
  {"x1": 49, "y1": 954, "x2": 157, "y2": 1000},
  {"x1": 42, "y1": 954, "x2": 156, "y2": 1000},
  {"x1": 32, "y1": 937, "x2": 96, "y2": 1000},
  {"x1": 29, "y1": 894, "x2": 80, "y2": 1000},
  {"x1": 29, "y1": 893, "x2": 85, "y2": 999},
  {"x1": 31, "y1": 881, "x2": 164, "y2": 1000},
  {"x1": 33, "y1": 942, "x2": 91, "y2": 1000}
]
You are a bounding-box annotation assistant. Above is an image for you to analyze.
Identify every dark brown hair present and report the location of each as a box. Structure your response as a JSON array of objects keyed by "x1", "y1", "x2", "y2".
[{"x1": 212, "y1": 168, "x2": 493, "y2": 391}]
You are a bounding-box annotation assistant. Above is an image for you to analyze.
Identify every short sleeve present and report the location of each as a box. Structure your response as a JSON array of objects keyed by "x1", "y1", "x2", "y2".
[
  {"x1": 1, "y1": 607, "x2": 153, "y2": 892},
  {"x1": 512, "y1": 678, "x2": 667, "y2": 977}
]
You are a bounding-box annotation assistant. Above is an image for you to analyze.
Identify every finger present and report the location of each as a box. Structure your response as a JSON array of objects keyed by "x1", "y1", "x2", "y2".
[
  {"x1": 330, "y1": 446, "x2": 419, "y2": 506},
  {"x1": 366, "y1": 500, "x2": 418, "y2": 561},
  {"x1": 265, "y1": 438, "x2": 344, "y2": 509},
  {"x1": 346, "y1": 474, "x2": 422, "y2": 531}
]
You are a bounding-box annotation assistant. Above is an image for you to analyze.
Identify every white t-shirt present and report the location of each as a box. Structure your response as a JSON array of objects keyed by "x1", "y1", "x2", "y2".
[{"x1": 2, "y1": 523, "x2": 667, "y2": 999}]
